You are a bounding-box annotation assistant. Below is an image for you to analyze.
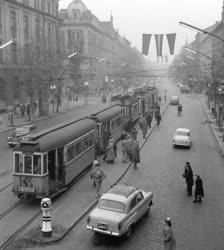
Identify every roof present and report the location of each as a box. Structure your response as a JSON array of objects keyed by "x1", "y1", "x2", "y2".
[
  {"x1": 176, "y1": 128, "x2": 190, "y2": 133},
  {"x1": 107, "y1": 185, "x2": 137, "y2": 198},
  {"x1": 14, "y1": 118, "x2": 96, "y2": 153},
  {"x1": 90, "y1": 105, "x2": 122, "y2": 123}
]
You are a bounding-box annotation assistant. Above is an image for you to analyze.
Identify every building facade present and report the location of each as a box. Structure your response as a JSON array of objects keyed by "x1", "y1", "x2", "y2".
[
  {"x1": 0, "y1": 0, "x2": 60, "y2": 112},
  {"x1": 59, "y1": 0, "x2": 145, "y2": 95}
]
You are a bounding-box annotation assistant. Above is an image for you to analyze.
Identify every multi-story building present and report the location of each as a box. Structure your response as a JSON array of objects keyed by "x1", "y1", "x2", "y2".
[
  {"x1": 0, "y1": 0, "x2": 60, "y2": 113},
  {"x1": 59, "y1": 0, "x2": 145, "y2": 94}
]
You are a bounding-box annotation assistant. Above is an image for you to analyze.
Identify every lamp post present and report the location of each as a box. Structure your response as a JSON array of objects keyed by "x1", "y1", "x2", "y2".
[{"x1": 50, "y1": 84, "x2": 56, "y2": 113}]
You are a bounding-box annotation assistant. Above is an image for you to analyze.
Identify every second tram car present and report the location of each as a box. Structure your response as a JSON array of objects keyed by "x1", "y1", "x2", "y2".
[
  {"x1": 12, "y1": 118, "x2": 96, "y2": 199},
  {"x1": 90, "y1": 105, "x2": 124, "y2": 153}
]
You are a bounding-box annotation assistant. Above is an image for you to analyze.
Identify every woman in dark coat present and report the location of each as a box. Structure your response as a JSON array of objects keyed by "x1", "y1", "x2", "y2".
[
  {"x1": 183, "y1": 162, "x2": 194, "y2": 196},
  {"x1": 130, "y1": 139, "x2": 140, "y2": 168},
  {"x1": 193, "y1": 175, "x2": 204, "y2": 203}
]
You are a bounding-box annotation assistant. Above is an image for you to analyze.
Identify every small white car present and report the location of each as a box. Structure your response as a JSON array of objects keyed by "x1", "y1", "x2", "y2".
[
  {"x1": 87, "y1": 184, "x2": 153, "y2": 237},
  {"x1": 173, "y1": 128, "x2": 191, "y2": 148},
  {"x1": 170, "y1": 96, "x2": 179, "y2": 105}
]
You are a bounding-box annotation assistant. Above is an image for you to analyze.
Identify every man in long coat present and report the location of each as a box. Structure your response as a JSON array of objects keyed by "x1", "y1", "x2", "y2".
[
  {"x1": 163, "y1": 218, "x2": 176, "y2": 250},
  {"x1": 193, "y1": 175, "x2": 204, "y2": 203},
  {"x1": 183, "y1": 162, "x2": 194, "y2": 196}
]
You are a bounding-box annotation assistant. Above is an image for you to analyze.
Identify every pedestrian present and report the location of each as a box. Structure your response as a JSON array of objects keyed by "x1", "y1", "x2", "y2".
[
  {"x1": 139, "y1": 116, "x2": 147, "y2": 139},
  {"x1": 90, "y1": 160, "x2": 106, "y2": 198},
  {"x1": 105, "y1": 138, "x2": 115, "y2": 163},
  {"x1": 163, "y1": 217, "x2": 176, "y2": 250},
  {"x1": 121, "y1": 136, "x2": 128, "y2": 163},
  {"x1": 193, "y1": 175, "x2": 204, "y2": 203},
  {"x1": 183, "y1": 162, "x2": 194, "y2": 196},
  {"x1": 156, "y1": 113, "x2": 161, "y2": 127},
  {"x1": 113, "y1": 141, "x2": 117, "y2": 158},
  {"x1": 8, "y1": 110, "x2": 13, "y2": 126},
  {"x1": 130, "y1": 138, "x2": 140, "y2": 169},
  {"x1": 16, "y1": 104, "x2": 21, "y2": 118},
  {"x1": 21, "y1": 104, "x2": 25, "y2": 118},
  {"x1": 146, "y1": 112, "x2": 152, "y2": 129},
  {"x1": 131, "y1": 127, "x2": 138, "y2": 141},
  {"x1": 125, "y1": 134, "x2": 132, "y2": 161},
  {"x1": 121, "y1": 129, "x2": 127, "y2": 140}
]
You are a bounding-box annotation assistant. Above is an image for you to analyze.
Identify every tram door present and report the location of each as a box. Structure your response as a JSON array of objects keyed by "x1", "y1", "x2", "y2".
[
  {"x1": 141, "y1": 99, "x2": 145, "y2": 116},
  {"x1": 57, "y1": 147, "x2": 64, "y2": 187},
  {"x1": 48, "y1": 149, "x2": 56, "y2": 192}
]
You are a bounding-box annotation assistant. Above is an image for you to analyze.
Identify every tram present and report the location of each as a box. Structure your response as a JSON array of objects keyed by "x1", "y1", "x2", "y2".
[
  {"x1": 90, "y1": 105, "x2": 124, "y2": 154},
  {"x1": 12, "y1": 118, "x2": 96, "y2": 199}
]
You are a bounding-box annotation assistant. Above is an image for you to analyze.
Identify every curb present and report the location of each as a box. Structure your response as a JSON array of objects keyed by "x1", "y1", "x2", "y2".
[
  {"x1": 28, "y1": 101, "x2": 171, "y2": 246},
  {"x1": 201, "y1": 101, "x2": 224, "y2": 157}
]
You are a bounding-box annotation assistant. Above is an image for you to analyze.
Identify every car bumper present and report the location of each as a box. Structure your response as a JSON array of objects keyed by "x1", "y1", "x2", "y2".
[
  {"x1": 87, "y1": 225, "x2": 120, "y2": 236},
  {"x1": 173, "y1": 141, "x2": 190, "y2": 147},
  {"x1": 8, "y1": 141, "x2": 18, "y2": 146}
]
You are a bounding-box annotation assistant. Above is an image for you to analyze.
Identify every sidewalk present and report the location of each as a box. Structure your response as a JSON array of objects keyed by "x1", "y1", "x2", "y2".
[
  {"x1": 201, "y1": 99, "x2": 224, "y2": 157},
  {"x1": 0, "y1": 96, "x2": 99, "y2": 133},
  {"x1": 11, "y1": 95, "x2": 170, "y2": 248}
]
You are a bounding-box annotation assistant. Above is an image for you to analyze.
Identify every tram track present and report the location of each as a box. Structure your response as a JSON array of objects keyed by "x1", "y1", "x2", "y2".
[
  {"x1": 0, "y1": 182, "x2": 13, "y2": 194},
  {"x1": 0, "y1": 200, "x2": 23, "y2": 221}
]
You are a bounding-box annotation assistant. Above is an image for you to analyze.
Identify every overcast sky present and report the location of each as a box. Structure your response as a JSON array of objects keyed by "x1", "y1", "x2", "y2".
[{"x1": 59, "y1": 0, "x2": 224, "y2": 62}]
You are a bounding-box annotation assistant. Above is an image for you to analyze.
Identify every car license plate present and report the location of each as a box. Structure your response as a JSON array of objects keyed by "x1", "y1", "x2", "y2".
[
  {"x1": 98, "y1": 224, "x2": 107, "y2": 230},
  {"x1": 20, "y1": 186, "x2": 34, "y2": 192}
]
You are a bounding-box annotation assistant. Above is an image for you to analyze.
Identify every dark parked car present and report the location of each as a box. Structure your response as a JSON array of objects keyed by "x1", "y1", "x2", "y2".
[
  {"x1": 7, "y1": 124, "x2": 37, "y2": 147},
  {"x1": 180, "y1": 85, "x2": 190, "y2": 93}
]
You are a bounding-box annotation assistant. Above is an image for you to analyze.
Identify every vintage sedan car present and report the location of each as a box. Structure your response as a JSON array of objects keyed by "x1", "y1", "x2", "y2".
[
  {"x1": 173, "y1": 128, "x2": 191, "y2": 148},
  {"x1": 7, "y1": 124, "x2": 37, "y2": 147},
  {"x1": 180, "y1": 85, "x2": 190, "y2": 93},
  {"x1": 170, "y1": 96, "x2": 179, "y2": 105},
  {"x1": 87, "y1": 184, "x2": 153, "y2": 237}
]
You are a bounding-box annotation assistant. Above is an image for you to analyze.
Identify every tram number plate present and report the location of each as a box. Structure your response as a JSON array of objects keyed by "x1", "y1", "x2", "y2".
[{"x1": 20, "y1": 187, "x2": 34, "y2": 192}]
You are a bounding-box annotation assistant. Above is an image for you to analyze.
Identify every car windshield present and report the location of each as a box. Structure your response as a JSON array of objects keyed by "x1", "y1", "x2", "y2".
[
  {"x1": 98, "y1": 199, "x2": 125, "y2": 213},
  {"x1": 15, "y1": 127, "x2": 30, "y2": 136},
  {"x1": 176, "y1": 131, "x2": 189, "y2": 136}
]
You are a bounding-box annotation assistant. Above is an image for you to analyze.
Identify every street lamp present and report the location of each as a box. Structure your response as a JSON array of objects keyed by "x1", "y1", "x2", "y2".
[
  {"x1": 84, "y1": 81, "x2": 89, "y2": 104},
  {"x1": 0, "y1": 40, "x2": 14, "y2": 50},
  {"x1": 184, "y1": 47, "x2": 212, "y2": 60},
  {"x1": 50, "y1": 84, "x2": 56, "y2": 113},
  {"x1": 68, "y1": 52, "x2": 78, "y2": 59}
]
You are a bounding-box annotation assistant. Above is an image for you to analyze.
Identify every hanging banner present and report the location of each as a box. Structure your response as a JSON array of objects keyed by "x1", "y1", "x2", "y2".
[
  {"x1": 166, "y1": 33, "x2": 176, "y2": 55},
  {"x1": 142, "y1": 34, "x2": 152, "y2": 56},
  {"x1": 155, "y1": 34, "x2": 163, "y2": 57}
]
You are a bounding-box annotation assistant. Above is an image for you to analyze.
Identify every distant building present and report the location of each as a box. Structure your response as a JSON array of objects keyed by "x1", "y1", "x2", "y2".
[
  {"x1": 0, "y1": 0, "x2": 60, "y2": 111},
  {"x1": 59, "y1": 0, "x2": 144, "y2": 94}
]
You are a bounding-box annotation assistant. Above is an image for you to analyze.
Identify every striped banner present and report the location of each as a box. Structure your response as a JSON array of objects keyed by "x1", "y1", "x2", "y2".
[{"x1": 166, "y1": 33, "x2": 176, "y2": 55}]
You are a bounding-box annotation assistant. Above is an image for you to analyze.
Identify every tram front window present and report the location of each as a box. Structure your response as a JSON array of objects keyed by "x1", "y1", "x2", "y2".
[
  {"x1": 24, "y1": 156, "x2": 32, "y2": 174},
  {"x1": 33, "y1": 155, "x2": 41, "y2": 175},
  {"x1": 15, "y1": 153, "x2": 23, "y2": 173}
]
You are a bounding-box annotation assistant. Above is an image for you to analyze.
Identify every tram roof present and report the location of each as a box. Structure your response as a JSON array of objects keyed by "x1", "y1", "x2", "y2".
[
  {"x1": 15, "y1": 118, "x2": 96, "y2": 153},
  {"x1": 90, "y1": 105, "x2": 123, "y2": 123}
]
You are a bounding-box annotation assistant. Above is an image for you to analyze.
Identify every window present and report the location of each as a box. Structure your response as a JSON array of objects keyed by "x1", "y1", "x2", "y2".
[
  {"x1": 33, "y1": 155, "x2": 41, "y2": 175},
  {"x1": 48, "y1": 23, "x2": 51, "y2": 47},
  {"x1": 11, "y1": 43, "x2": 17, "y2": 64},
  {"x1": 43, "y1": 154, "x2": 47, "y2": 174},
  {"x1": 136, "y1": 192, "x2": 144, "y2": 203},
  {"x1": 15, "y1": 153, "x2": 23, "y2": 173},
  {"x1": 98, "y1": 199, "x2": 125, "y2": 213},
  {"x1": 75, "y1": 140, "x2": 82, "y2": 156},
  {"x1": 0, "y1": 6, "x2": 2, "y2": 31},
  {"x1": 24, "y1": 155, "x2": 32, "y2": 174},
  {"x1": 111, "y1": 120, "x2": 116, "y2": 131},
  {"x1": 88, "y1": 133, "x2": 94, "y2": 147},
  {"x1": 67, "y1": 143, "x2": 75, "y2": 162},
  {"x1": 35, "y1": 18, "x2": 40, "y2": 43},
  {"x1": 47, "y1": 1, "x2": 50, "y2": 14},
  {"x1": 130, "y1": 197, "x2": 137, "y2": 209},
  {"x1": 83, "y1": 136, "x2": 89, "y2": 151},
  {"x1": 10, "y1": 11, "x2": 16, "y2": 39},
  {"x1": 42, "y1": 0, "x2": 45, "y2": 11},
  {"x1": 34, "y1": 0, "x2": 39, "y2": 9},
  {"x1": 0, "y1": 40, "x2": 3, "y2": 64}
]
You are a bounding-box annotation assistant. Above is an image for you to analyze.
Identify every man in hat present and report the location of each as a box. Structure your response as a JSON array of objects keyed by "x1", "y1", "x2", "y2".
[
  {"x1": 193, "y1": 175, "x2": 204, "y2": 203},
  {"x1": 90, "y1": 160, "x2": 106, "y2": 198},
  {"x1": 183, "y1": 162, "x2": 194, "y2": 196},
  {"x1": 163, "y1": 217, "x2": 176, "y2": 250}
]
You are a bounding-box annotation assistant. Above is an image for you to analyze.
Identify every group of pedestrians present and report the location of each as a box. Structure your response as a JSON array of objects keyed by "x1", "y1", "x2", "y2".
[{"x1": 183, "y1": 161, "x2": 204, "y2": 203}]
